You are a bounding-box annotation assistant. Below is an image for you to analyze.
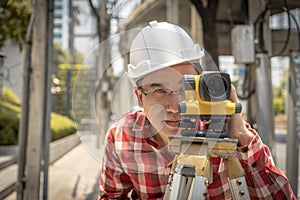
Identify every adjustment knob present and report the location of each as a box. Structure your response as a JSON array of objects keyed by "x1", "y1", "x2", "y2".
[
  {"x1": 183, "y1": 75, "x2": 195, "y2": 90},
  {"x1": 235, "y1": 103, "x2": 242, "y2": 113},
  {"x1": 178, "y1": 103, "x2": 187, "y2": 113}
]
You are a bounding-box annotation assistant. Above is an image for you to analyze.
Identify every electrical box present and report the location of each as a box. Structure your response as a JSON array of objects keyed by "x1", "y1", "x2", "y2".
[{"x1": 231, "y1": 25, "x2": 255, "y2": 64}]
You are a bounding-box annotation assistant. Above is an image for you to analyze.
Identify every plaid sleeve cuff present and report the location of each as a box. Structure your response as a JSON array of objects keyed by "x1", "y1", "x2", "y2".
[{"x1": 235, "y1": 123, "x2": 275, "y2": 173}]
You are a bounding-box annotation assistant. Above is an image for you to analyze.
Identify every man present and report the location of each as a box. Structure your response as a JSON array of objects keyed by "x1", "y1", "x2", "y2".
[{"x1": 99, "y1": 21, "x2": 296, "y2": 199}]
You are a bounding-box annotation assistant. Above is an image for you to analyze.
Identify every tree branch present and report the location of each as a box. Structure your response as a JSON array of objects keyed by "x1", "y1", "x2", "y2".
[
  {"x1": 190, "y1": 0, "x2": 204, "y2": 16},
  {"x1": 88, "y1": 0, "x2": 99, "y2": 18}
]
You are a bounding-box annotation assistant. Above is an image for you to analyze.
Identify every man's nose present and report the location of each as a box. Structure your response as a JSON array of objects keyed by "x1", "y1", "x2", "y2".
[{"x1": 164, "y1": 94, "x2": 181, "y2": 112}]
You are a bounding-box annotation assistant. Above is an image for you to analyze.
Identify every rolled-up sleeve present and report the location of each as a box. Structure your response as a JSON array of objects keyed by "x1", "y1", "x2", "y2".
[{"x1": 236, "y1": 123, "x2": 296, "y2": 200}]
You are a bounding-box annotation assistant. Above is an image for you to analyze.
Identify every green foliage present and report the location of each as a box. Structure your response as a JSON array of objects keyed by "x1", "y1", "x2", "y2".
[
  {"x1": 0, "y1": 87, "x2": 76, "y2": 145},
  {"x1": 72, "y1": 67, "x2": 94, "y2": 123},
  {"x1": 273, "y1": 71, "x2": 287, "y2": 115},
  {"x1": 273, "y1": 97, "x2": 284, "y2": 115},
  {"x1": 52, "y1": 44, "x2": 88, "y2": 119},
  {"x1": 55, "y1": 64, "x2": 80, "y2": 118},
  {"x1": 53, "y1": 43, "x2": 84, "y2": 66},
  {"x1": 0, "y1": 87, "x2": 20, "y2": 106},
  {"x1": 53, "y1": 43, "x2": 70, "y2": 68},
  {"x1": 0, "y1": 0, "x2": 32, "y2": 49},
  {"x1": 50, "y1": 112, "x2": 77, "y2": 141},
  {"x1": 0, "y1": 87, "x2": 20, "y2": 144},
  {"x1": 0, "y1": 101, "x2": 19, "y2": 145}
]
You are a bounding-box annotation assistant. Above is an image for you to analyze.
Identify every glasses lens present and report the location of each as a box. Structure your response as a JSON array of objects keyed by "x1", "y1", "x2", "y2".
[{"x1": 151, "y1": 89, "x2": 169, "y2": 100}]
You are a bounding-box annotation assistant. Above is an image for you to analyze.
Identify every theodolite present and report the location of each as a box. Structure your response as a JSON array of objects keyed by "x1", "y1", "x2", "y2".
[{"x1": 164, "y1": 71, "x2": 250, "y2": 200}]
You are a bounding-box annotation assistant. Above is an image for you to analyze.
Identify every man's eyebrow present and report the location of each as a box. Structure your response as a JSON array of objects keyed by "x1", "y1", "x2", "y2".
[
  {"x1": 148, "y1": 83, "x2": 164, "y2": 87},
  {"x1": 148, "y1": 82, "x2": 183, "y2": 90}
]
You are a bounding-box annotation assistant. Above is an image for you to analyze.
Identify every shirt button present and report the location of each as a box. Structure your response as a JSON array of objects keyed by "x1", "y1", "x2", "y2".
[
  {"x1": 241, "y1": 147, "x2": 248, "y2": 153},
  {"x1": 252, "y1": 162, "x2": 257, "y2": 168}
]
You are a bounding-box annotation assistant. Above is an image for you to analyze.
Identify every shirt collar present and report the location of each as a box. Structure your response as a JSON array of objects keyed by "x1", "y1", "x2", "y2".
[
  {"x1": 132, "y1": 109, "x2": 146, "y2": 131},
  {"x1": 131, "y1": 109, "x2": 162, "y2": 147}
]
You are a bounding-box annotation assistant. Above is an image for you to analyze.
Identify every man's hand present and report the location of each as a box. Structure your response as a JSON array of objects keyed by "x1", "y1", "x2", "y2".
[{"x1": 227, "y1": 85, "x2": 254, "y2": 146}]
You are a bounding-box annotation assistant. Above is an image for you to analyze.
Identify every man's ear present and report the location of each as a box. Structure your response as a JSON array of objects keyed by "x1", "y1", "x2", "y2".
[{"x1": 135, "y1": 88, "x2": 143, "y2": 107}]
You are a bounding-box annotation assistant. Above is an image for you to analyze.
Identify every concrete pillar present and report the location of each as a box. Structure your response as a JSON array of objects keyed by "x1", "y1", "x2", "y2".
[
  {"x1": 286, "y1": 50, "x2": 300, "y2": 195},
  {"x1": 248, "y1": 0, "x2": 275, "y2": 153},
  {"x1": 166, "y1": 0, "x2": 179, "y2": 24},
  {"x1": 255, "y1": 53, "x2": 275, "y2": 150},
  {"x1": 25, "y1": 0, "x2": 50, "y2": 199},
  {"x1": 190, "y1": 5, "x2": 204, "y2": 46}
]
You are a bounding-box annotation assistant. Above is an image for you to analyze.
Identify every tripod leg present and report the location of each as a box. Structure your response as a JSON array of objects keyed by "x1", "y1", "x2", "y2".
[
  {"x1": 166, "y1": 164, "x2": 200, "y2": 200},
  {"x1": 225, "y1": 157, "x2": 250, "y2": 200},
  {"x1": 169, "y1": 171, "x2": 193, "y2": 200},
  {"x1": 169, "y1": 172, "x2": 184, "y2": 200},
  {"x1": 228, "y1": 177, "x2": 250, "y2": 200},
  {"x1": 174, "y1": 155, "x2": 211, "y2": 199},
  {"x1": 183, "y1": 177, "x2": 193, "y2": 199},
  {"x1": 191, "y1": 175, "x2": 209, "y2": 200}
]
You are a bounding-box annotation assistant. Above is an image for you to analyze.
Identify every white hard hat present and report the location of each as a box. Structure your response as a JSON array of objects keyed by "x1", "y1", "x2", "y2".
[{"x1": 127, "y1": 20, "x2": 204, "y2": 86}]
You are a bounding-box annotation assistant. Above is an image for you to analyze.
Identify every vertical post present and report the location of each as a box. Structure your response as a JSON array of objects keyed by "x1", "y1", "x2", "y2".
[
  {"x1": 255, "y1": 53, "x2": 275, "y2": 150},
  {"x1": 68, "y1": 0, "x2": 75, "y2": 59},
  {"x1": 248, "y1": 0, "x2": 275, "y2": 153},
  {"x1": 43, "y1": 0, "x2": 54, "y2": 199},
  {"x1": 96, "y1": 0, "x2": 111, "y2": 140},
  {"x1": 191, "y1": 5, "x2": 204, "y2": 46},
  {"x1": 66, "y1": 69, "x2": 72, "y2": 118},
  {"x1": 286, "y1": 50, "x2": 300, "y2": 196},
  {"x1": 0, "y1": 53, "x2": 5, "y2": 95},
  {"x1": 16, "y1": 9, "x2": 35, "y2": 200},
  {"x1": 247, "y1": 0, "x2": 261, "y2": 129},
  {"x1": 67, "y1": 0, "x2": 75, "y2": 119},
  {"x1": 26, "y1": 0, "x2": 49, "y2": 199},
  {"x1": 246, "y1": 64, "x2": 257, "y2": 126},
  {"x1": 166, "y1": 0, "x2": 179, "y2": 24}
]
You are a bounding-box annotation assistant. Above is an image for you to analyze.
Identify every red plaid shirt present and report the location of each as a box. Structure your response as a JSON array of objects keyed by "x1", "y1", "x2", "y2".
[{"x1": 99, "y1": 110, "x2": 296, "y2": 200}]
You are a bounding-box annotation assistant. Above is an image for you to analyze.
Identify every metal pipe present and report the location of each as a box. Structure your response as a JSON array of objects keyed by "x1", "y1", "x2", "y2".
[
  {"x1": 42, "y1": 0, "x2": 54, "y2": 199},
  {"x1": 255, "y1": 53, "x2": 275, "y2": 152},
  {"x1": 16, "y1": 9, "x2": 36, "y2": 200},
  {"x1": 286, "y1": 50, "x2": 300, "y2": 196}
]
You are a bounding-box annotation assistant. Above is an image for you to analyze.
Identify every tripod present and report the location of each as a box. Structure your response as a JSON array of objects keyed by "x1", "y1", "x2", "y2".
[{"x1": 164, "y1": 132, "x2": 250, "y2": 200}]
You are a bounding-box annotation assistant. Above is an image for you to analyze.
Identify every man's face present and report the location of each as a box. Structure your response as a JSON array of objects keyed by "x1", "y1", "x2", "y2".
[{"x1": 135, "y1": 63, "x2": 198, "y2": 137}]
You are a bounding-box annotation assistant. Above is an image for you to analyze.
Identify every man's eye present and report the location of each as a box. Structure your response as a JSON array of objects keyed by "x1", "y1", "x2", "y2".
[{"x1": 153, "y1": 89, "x2": 168, "y2": 94}]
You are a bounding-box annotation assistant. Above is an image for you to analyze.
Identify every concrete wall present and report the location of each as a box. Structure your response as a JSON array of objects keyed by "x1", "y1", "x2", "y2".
[{"x1": 49, "y1": 133, "x2": 81, "y2": 164}]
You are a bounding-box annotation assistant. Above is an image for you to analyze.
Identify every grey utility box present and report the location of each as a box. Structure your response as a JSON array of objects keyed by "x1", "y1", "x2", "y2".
[{"x1": 231, "y1": 25, "x2": 255, "y2": 64}]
